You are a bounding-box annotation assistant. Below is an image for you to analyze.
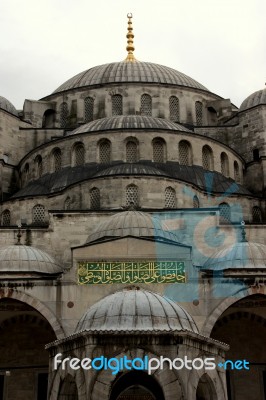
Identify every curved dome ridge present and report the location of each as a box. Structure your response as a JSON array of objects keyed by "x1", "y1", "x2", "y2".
[
  {"x1": 68, "y1": 115, "x2": 193, "y2": 136},
  {"x1": 0, "y1": 245, "x2": 63, "y2": 274},
  {"x1": 75, "y1": 288, "x2": 199, "y2": 333},
  {"x1": 53, "y1": 61, "x2": 209, "y2": 94},
  {"x1": 203, "y1": 241, "x2": 266, "y2": 270},
  {"x1": 240, "y1": 88, "x2": 266, "y2": 111},
  {"x1": 0, "y1": 96, "x2": 18, "y2": 116},
  {"x1": 86, "y1": 210, "x2": 180, "y2": 243}
]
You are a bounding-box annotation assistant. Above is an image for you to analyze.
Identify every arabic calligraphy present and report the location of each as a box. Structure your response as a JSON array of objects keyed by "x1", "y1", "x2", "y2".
[{"x1": 78, "y1": 261, "x2": 185, "y2": 285}]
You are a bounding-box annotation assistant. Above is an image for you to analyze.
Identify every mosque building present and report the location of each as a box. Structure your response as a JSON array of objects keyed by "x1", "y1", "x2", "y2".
[{"x1": 0, "y1": 13, "x2": 266, "y2": 400}]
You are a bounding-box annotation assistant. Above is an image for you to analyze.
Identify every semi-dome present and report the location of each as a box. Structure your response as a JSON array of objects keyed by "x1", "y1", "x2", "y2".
[
  {"x1": 0, "y1": 245, "x2": 63, "y2": 275},
  {"x1": 203, "y1": 241, "x2": 266, "y2": 271},
  {"x1": 0, "y1": 96, "x2": 18, "y2": 116},
  {"x1": 86, "y1": 210, "x2": 179, "y2": 244},
  {"x1": 68, "y1": 115, "x2": 193, "y2": 136},
  {"x1": 239, "y1": 88, "x2": 266, "y2": 111},
  {"x1": 75, "y1": 288, "x2": 198, "y2": 333},
  {"x1": 52, "y1": 61, "x2": 209, "y2": 95},
  {"x1": 94, "y1": 163, "x2": 169, "y2": 178}
]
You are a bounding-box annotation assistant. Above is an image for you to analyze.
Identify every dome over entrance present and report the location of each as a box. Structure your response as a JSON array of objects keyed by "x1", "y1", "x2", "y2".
[
  {"x1": 0, "y1": 245, "x2": 63, "y2": 275},
  {"x1": 203, "y1": 241, "x2": 266, "y2": 271},
  {"x1": 0, "y1": 96, "x2": 18, "y2": 116},
  {"x1": 76, "y1": 288, "x2": 198, "y2": 333},
  {"x1": 240, "y1": 88, "x2": 266, "y2": 111},
  {"x1": 53, "y1": 61, "x2": 209, "y2": 94},
  {"x1": 86, "y1": 210, "x2": 179, "y2": 243}
]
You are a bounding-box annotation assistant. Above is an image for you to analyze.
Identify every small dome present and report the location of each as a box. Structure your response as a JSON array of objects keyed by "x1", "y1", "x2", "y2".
[
  {"x1": 239, "y1": 88, "x2": 266, "y2": 111},
  {"x1": 76, "y1": 288, "x2": 198, "y2": 333},
  {"x1": 52, "y1": 61, "x2": 209, "y2": 95},
  {"x1": 0, "y1": 245, "x2": 63, "y2": 275},
  {"x1": 0, "y1": 96, "x2": 18, "y2": 116},
  {"x1": 86, "y1": 210, "x2": 179, "y2": 243},
  {"x1": 203, "y1": 241, "x2": 266, "y2": 271},
  {"x1": 67, "y1": 115, "x2": 193, "y2": 136}
]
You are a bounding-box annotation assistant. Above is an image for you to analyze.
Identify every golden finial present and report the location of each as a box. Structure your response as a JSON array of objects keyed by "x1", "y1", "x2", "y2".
[{"x1": 125, "y1": 13, "x2": 136, "y2": 62}]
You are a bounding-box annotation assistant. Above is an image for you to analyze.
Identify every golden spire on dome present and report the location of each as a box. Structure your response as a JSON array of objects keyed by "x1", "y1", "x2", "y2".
[{"x1": 125, "y1": 13, "x2": 136, "y2": 62}]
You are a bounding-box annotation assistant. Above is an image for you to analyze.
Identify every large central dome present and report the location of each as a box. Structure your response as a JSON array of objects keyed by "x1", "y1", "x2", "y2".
[{"x1": 53, "y1": 61, "x2": 209, "y2": 94}]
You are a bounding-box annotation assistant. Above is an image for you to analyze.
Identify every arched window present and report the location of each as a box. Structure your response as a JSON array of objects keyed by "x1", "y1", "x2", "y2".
[
  {"x1": 253, "y1": 148, "x2": 260, "y2": 161},
  {"x1": 73, "y1": 143, "x2": 85, "y2": 166},
  {"x1": 59, "y1": 102, "x2": 68, "y2": 128},
  {"x1": 195, "y1": 101, "x2": 203, "y2": 126},
  {"x1": 42, "y1": 109, "x2": 55, "y2": 128},
  {"x1": 90, "y1": 188, "x2": 100, "y2": 210},
  {"x1": 34, "y1": 155, "x2": 43, "y2": 178},
  {"x1": 169, "y1": 96, "x2": 180, "y2": 121},
  {"x1": 126, "y1": 184, "x2": 139, "y2": 207},
  {"x1": 234, "y1": 161, "x2": 240, "y2": 182},
  {"x1": 179, "y1": 140, "x2": 192, "y2": 165},
  {"x1": 126, "y1": 140, "x2": 138, "y2": 163},
  {"x1": 1, "y1": 209, "x2": 11, "y2": 226},
  {"x1": 153, "y1": 138, "x2": 166, "y2": 163},
  {"x1": 140, "y1": 94, "x2": 152, "y2": 116},
  {"x1": 252, "y1": 206, "x2": 262, "y2": 223},
  {"x1": 23, "y1": 163, "x2": 29, "y2": 185},
  {"x1": 52, "y1": 148, "x2": 62, "y2": 172},
  {"x1": 165, "y1": 187, "x2": 176, "y2": 208},
  {"x1": 32, "y1": 205, "x2": 45, "y2": 225},
  {"x1": 221, "y1": 152, "x2": 229, "y2": 177},
  {"x1": 202, "y1": 145, "x2": 213, "y2": 170},
  {"x1": 99, "y1": 140, "x2": 111, "y2": 163},
  {"x1": 219, "y1": 202, "x2": 231, "y2": 224},
  {"x1": 112, "y1": 94, "x2": 123, "y2": 116},
  {"x1": 84, "y1": 97, "x2": 94, "y2": 122},
  {"x1": 64, "y1": 197, "x2": 71, "y2": 210},
  {"x1": 193, "y1": 195, "x2": 200, "y2": 208}
]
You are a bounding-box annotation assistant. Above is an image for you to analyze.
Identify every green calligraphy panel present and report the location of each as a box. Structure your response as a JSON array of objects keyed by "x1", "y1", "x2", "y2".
[{"x1": 77, "y1": 261, "x2": 185, "y2": 284}]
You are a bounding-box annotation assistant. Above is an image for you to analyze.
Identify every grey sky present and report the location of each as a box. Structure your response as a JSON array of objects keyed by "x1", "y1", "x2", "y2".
[{"x1": 0, "y1": 0, "x2": 265, "y2": 109}]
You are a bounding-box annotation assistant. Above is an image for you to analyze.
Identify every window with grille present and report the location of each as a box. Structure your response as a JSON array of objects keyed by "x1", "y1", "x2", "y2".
[
  {"x1": 32, "y1": 205, "x2": 45, "y2": 224},
  {"x1": 35, "y1": 155, "x2": 43, "y2": 178},
  {"x1": 84, "y1": 97, "x2": 94, "y2": 122},
  {"x1": 195, "y1": 101, "x2": 203, "y2": 126},
  {"x1": 126, "y1": 141, "x2": 138, "y2": 163},
  {"x1": 52, "y1": 149, "x2": 62, "y2": 172},
  {"x1": 90, "y1": 188, "x2": 100, "y2": 210},
  {"x1": 234, "y1": 161, "x2": 240, "y2": 182},
  {"x1": 193, "y1": 195, "x2": 200, "y2": 208},
  {"x1": 59, "y1": 102, "x2": 68, "y2": 128},
  {"x1": 1, "y1": 209, "x2": 11, "y2": 226},
  {"x1": 153, "y1": 139, "x2": 165, "y2": 163},
  {"x1": 64, "y1": 197, "x2": 71, "y2": 210},
  {"x1": 219, "y1": 203, "x2": 231, "y2": 224},
  {"x1": 99, "y1": 140, "x2": 111, "y2": 163},
  {"x1": 112, "y1": 94, "x2": 123, "y2": 116},
  {"x1": 221, "y1": 152, "x2": 229, "y2": 176},
  {"x1": 165, "y1": 187, "x2": 176, "y2": 208},
  {"x1": 126, "y1": 185, "x2": 139, "y2": 207},
  {"x1": 74, "y1": 144, "x2": 85, "y2": 166},
  {"x1": 179, "y1": 140, "x2": 192, "y2": 165},
  {"x1": 202, "y1": 145, "x2": 213, "y2": 170},
  {"x1": 140, "y1": 94, "x2": 152, "y2": 116},
  {"x1": 252, "y1": 206, "x2": 262, "y2": 223},
  {"x1": 169, "y1": 96, "x2": 180, "y2": 121}
]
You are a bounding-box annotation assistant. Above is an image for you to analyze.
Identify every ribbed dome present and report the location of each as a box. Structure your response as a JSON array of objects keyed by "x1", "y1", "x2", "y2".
[
  {"x1": 86, "y1": 211, "x2": 179, "y2": 243},
  {"x1": 0, "y1": 96, "x2": 18, "y2": 116},
  {"x1": 0, "y1": 245, "x2": 63, "y2": 275},
  {"x1": 68, "y1": 115, "x2": 193, "y2": 136},
  {"x1": 239, "y1": 88, "x2": 266, "y2": 111},
  {"x1": 53, "y1": 61, "x2": 209, "y2": 94},
  {"x1": 75, "y1": 288, "x2": 198, "y2": 333},
  {"x1": 203, "y1": 241, "x2": 266, "y2": 271}
]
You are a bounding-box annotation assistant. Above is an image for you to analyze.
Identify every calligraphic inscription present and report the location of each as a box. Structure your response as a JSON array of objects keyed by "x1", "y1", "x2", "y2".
[{"x1": 78, "y1": 261, "x2": 185, "y2": 285}]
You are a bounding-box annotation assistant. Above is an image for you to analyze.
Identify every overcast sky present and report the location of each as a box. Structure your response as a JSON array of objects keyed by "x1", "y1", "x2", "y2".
[{"x1": 0, "y1": 0, "x2": 265, "y2": 109}]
